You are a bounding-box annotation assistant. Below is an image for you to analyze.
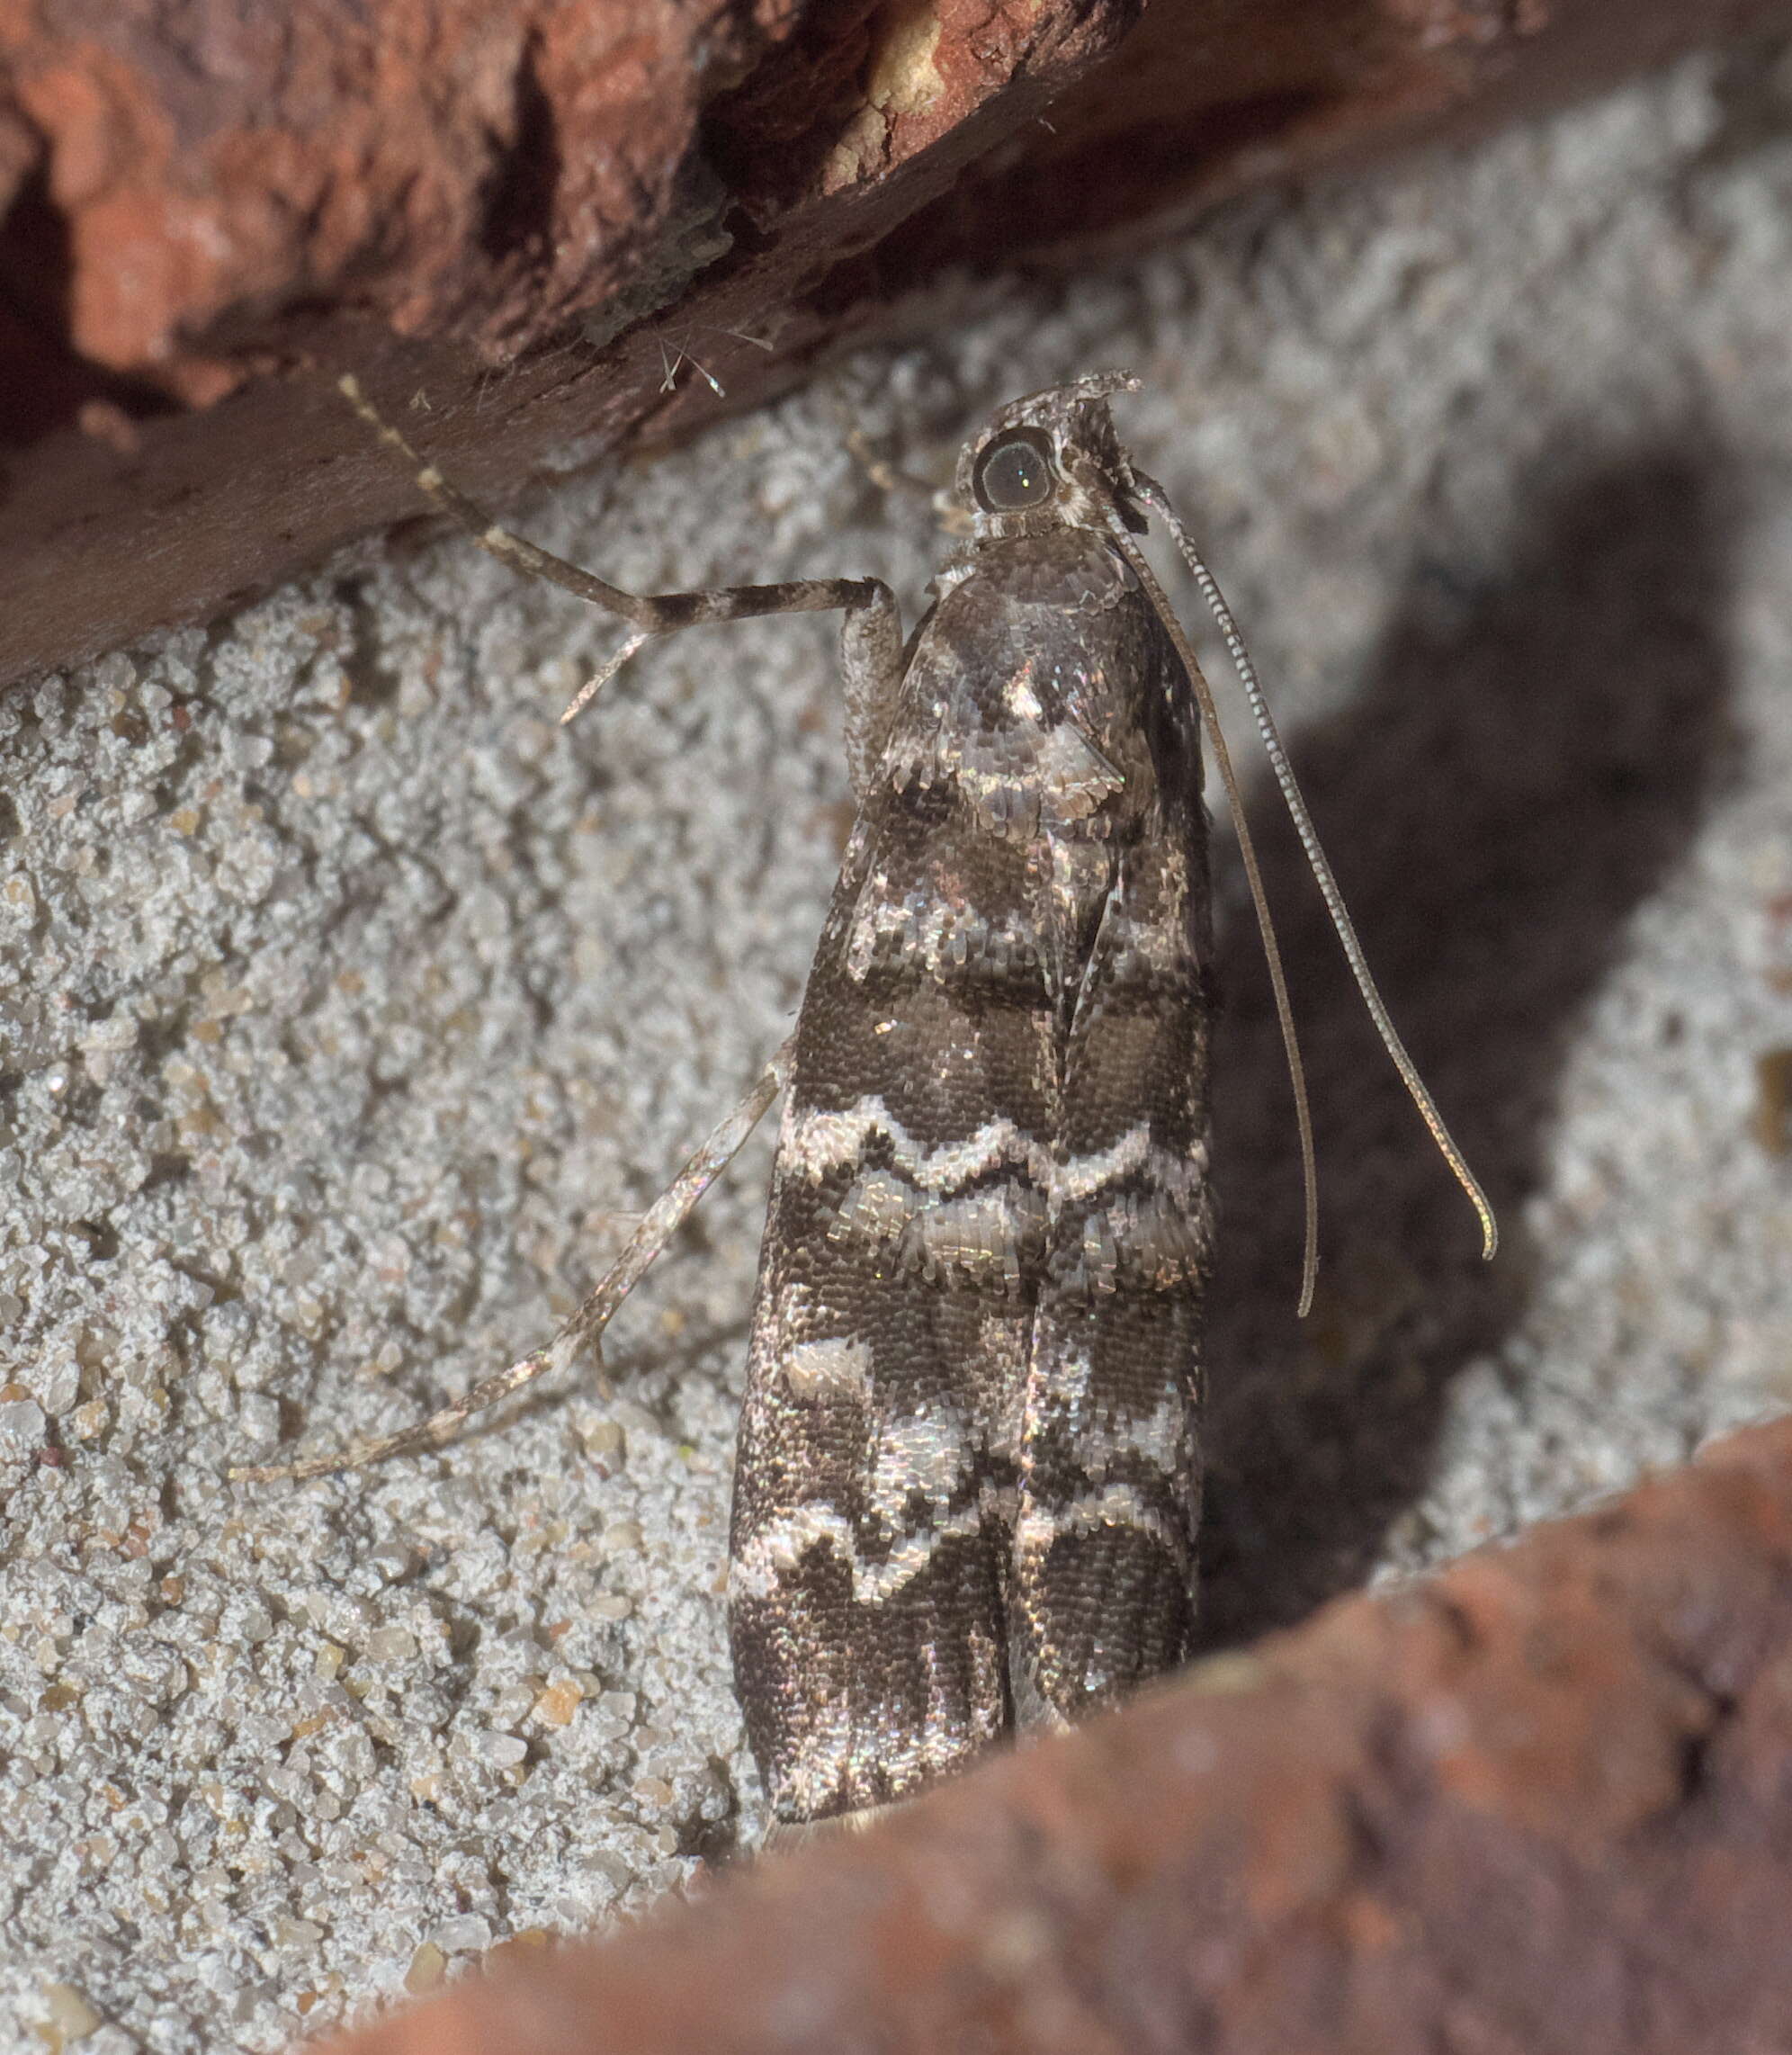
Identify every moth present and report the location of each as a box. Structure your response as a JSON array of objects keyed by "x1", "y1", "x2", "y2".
[{"x1": 237, "y1": 372, "x2": 1493, "y2": 1843}]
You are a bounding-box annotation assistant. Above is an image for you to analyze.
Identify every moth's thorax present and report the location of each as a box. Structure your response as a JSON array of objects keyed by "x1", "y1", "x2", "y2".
[
  {"x1": 931, "y1": 521, "x2": 1127, "y2": 602},
  {"x1": 892, "y1": 526, "x2": 1189, "y2": 846}
]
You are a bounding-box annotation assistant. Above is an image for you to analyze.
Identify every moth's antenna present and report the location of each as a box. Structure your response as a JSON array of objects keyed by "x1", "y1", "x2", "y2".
[
  {"x1": 1100, "y1": 507, "x2": 1321, "y2": 1315},
  {"x1": 1133, "y1": 470, "x2": 1498, "y2": 1268}
]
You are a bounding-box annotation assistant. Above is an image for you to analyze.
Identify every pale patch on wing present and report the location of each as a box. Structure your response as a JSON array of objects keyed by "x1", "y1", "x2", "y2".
[
  {"x1": 866, "y1": 1400, "x2": 976, "y2": 1533},
  {"x1": 1079, "y1": 1207, "x2": 1122, "y2": 1296},
  {"x1": 1035, "y1": 717, "x2": 1124, "y2": 821},
  {"x1": 1077, "y1": 1392, "x2": 1191, "y2": 1480},
  {"x1": 829, "y1": 1166, "x2": 919, "y2": 1243},
  {"x1": 828, "y1": 1169, "x2": 1047, "y2": 1296},
  {"x1": 775, "y1": 1709, "x2": 856, "y2": 1824},
  {"x1": 844, "y1": 875, "x2": 1040, "y2": 983},
  {"x1": 910, "y1": 1185, "x2": 1046, "y2": 1295},
  {"x1": 782, "y1": 1336, "x2": 874, "y2": 1404},
  {"x1": 1102, "y1": 1189, "x2": 1211, "y2": 1290},
  {"x1": 1035, "y1": 1342, "x2": 1094, "y2": 1419},
  {"x1": 979, "y1": 1311, "x2": 1032, "y2": 1467},
  {"x1": 1056, "y1": 1190, "x2": 1212, "y2": 1298},
  {"x1": 730, "y1": 1503, "x2": 858, "y2": 1603},
  {"x1": 1004, "y1": 669, "x2": 1045, "y2": 722},
  {"x1": 884, "y1": 698, "x2": 1124, "y2": 839}
]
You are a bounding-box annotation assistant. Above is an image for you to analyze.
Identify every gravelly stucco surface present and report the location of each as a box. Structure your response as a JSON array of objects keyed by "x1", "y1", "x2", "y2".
[{"x1": 4, "y1": 39, "x2": 1792, "y2": 2054}]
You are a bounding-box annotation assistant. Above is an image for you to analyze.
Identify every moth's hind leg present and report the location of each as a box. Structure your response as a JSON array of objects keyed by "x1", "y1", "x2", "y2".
[{"x1": 231, "y1": 1044, "x2": 793, "y2": 1483}]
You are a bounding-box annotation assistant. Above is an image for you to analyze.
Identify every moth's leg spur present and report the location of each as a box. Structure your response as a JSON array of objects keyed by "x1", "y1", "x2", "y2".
[
  {"x1": 338, "y1": 375, "x2": 902, "y2": 727},
  {"x1": 230, "y1": 1045, "x2": 793, "y2": 1483}
]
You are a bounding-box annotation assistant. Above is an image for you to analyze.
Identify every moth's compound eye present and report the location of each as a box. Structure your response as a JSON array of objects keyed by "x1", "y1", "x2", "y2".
[{"x1": 972, "y1": 428, "x2": 1057, "y2": 513}]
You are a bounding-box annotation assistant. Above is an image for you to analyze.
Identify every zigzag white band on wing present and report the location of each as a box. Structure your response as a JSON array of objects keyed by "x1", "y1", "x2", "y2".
[
  {"x1": 1013, "y1": 1482, "x2": 1182, "y2": 1559},
  {"x1": 854, "y1": 1503, "x2": 987, "y2": 1603},
  {"x1": 784, "y1": 1096, "x2": 1207, "y2": 1207},
  {"x1": 730, "y1": 1500, "x2": 990, "y2": 1608},
  {"x1": 1068, "y1": 1392, "x2": 1191, "y2": 1480},
  {"x1": 784, "y1": 1099, "x2": 1044, "y2": 1192}
]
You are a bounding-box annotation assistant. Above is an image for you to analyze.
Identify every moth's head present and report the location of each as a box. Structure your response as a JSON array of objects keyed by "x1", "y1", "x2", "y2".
[{"x1": 954, "y1": 372, "x2": 1150, "y2": 541}]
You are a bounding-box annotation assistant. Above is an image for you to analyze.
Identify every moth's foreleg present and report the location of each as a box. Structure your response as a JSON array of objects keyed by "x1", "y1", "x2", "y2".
[
  {"x1": 339, "y1": 376, "x2": 902, "y2": 724},
  {"x1": 229, "y1": 1044, "x2": 792, "y2": 1483},
  {"x1": 838, "y1": 587, "x2": 905, "y2": 804}
]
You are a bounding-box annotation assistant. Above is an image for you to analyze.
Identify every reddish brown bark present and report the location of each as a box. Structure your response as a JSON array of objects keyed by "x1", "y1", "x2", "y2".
[
  {"x1": 0, "y1": 0, "x2": 1787, "y2": 687},
  {"x1": 319, "y1": 1416, "x2": 1792, "y2": 2055}
]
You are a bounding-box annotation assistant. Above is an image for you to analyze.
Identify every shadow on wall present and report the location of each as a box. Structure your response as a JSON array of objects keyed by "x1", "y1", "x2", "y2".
[{"x1": 1197, "y1": 438, "x2": 1743, "y2": 1650}]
